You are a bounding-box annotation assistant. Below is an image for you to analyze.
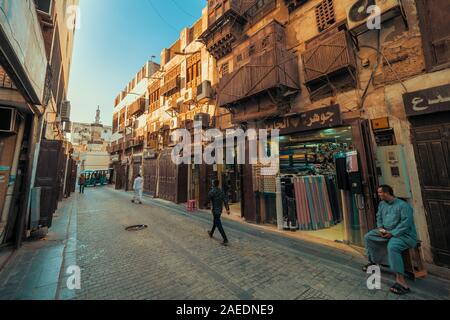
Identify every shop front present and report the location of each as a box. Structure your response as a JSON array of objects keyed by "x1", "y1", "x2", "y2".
[
  {"x1": 270, "y1": 105, "x2": 376, "y2": 246},
  {"x1": 403, "y1": 84, "x2": 450, "y2": 267},
  {"x1": 143, "y1": 150, "x2": 158, "y2": 197},
  {"x1": 157, "y1": 148, "x2": 188, "y2": 204}
]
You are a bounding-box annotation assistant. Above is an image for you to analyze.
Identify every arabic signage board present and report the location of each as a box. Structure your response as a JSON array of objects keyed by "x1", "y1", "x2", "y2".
[
  {"x1": 279, "y1": 105, "x2": 342, "y2": 135},
  {"x1": 403, "y1": 84, "x2": 450, "y2": 117}
]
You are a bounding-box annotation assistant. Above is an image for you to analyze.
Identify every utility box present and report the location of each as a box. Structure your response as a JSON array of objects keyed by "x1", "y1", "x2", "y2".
[{"x1": 376, "y1": 145, "x2": 412, "y2": 199}]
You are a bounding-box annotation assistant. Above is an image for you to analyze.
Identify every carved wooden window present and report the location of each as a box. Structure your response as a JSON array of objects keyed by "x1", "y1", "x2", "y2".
[
  {"x1": 221, "y1": 62, "x2": 229, "y2": 77},
  {"x1": 186, "y1": 52, "x2": 202, "y2": 87},
  {"x1": 162, "y1": 65, "x2": 181, "y2": 97},
  {"x1": 149, "y1": 82, "x2": 160, "y2": 112},
  {"x1": 315, "y1": 0, "x2": 335, "y2": 33},
  {"x1": 112, "y1": 113, "x2": 119, "y2": 133}
]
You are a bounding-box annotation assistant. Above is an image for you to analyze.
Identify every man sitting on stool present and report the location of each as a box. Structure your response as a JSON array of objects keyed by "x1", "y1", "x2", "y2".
[{"x1": 363, "y1": 185, "x2": 418, "y2": 295}]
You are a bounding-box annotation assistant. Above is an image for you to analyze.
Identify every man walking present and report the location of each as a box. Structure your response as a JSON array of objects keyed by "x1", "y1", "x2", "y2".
[
  {"x1": 207, "y1": 180, "x2": 230, "y2": 246},
  {"x1": 363, "y1": 185, "x2": 418, "y2": 295},
  {"x1": 78, "y1": 173, "x2": 86, "y2": 194},
  {"x1": 132, "y1": 174, "x2": 143, "y2": 204}
]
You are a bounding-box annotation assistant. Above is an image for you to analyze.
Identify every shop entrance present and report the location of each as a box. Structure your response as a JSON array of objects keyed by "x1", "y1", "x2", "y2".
[
  {"x1": 220, "y1": 163, "x2": 242, "y2": 218},
  {"x1": 411, "y1": 113, "x2": 450, "y2": 267},
  {"x1": 279, "y1": 126, "x2": 366, "y2": 245}
]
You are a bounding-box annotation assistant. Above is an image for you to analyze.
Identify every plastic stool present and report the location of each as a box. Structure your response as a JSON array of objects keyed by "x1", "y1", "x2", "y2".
[{"x1": 187, "y1": 200, "x2": 197, "y2": 212}]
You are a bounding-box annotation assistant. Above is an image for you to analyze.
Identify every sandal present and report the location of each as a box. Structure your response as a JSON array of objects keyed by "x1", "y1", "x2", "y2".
[
  {"x1": 362, "y1": 263, "x2": 378, "y2": 272},
  {"x1": 390, "y1": 283, "x2": 411, "y2": 295}
]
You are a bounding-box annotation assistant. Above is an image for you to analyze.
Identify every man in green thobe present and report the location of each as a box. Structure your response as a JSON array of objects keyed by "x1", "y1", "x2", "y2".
[{"x1": 363, "y1": 185, "x2": 418, "y2": 295}]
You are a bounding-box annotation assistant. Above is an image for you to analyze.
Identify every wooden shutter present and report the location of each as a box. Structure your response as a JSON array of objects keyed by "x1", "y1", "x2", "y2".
[{"x1": 417, "y1": 0, "x2": 450, "y2": 70}]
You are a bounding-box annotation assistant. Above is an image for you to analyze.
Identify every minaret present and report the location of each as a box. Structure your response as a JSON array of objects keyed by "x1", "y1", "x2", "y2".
[{"x1": 95, "y1": 105, "x2": 101, "y2": 124}]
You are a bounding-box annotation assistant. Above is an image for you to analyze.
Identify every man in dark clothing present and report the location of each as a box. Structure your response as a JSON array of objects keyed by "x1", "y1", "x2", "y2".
[
  {"x1": 207, "y1": 180, "x2": 230, "y2": 246},
  {"x1": 79, "y1": 174, "x2": 86, "y2": 194}
]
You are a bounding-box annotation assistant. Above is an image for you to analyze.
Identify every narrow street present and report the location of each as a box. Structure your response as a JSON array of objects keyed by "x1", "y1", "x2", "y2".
[{"x1": 0, "y1": 187, "x2": 448, "y2": 300}]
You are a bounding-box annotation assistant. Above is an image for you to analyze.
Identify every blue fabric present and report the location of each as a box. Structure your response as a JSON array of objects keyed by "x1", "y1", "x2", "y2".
[{"x1": 365, "y1": 198, "x2": 418, "y2": 274}]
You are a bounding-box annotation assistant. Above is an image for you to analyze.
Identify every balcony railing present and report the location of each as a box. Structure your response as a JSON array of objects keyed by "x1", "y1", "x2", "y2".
[
  {"x1": 301, "y1": 30, "x2": 357, "y2": 86},
  {"x1": 217, "y1": 21, "x2": 300, "y2": 107},
  {"x1": 127, "y1": 97, "x2": 146, "y2": 117},
  {"x1": 207, "y1": 0, "x2": 246, "y2": 28},
  {"x1": 161, "y1": 77, "x2": 180, "y2": 96}
]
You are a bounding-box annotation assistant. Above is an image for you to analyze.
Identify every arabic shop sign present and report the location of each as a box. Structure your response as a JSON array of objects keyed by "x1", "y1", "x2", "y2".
[
  {"x1": 279, "y1": 105, "x2": 342, "y2": 134},
  {"x1": 403, "y1": 84, "x2": 450, "y2": 117}
]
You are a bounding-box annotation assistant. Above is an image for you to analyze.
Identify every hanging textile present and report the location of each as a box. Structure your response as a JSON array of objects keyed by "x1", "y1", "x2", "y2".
[
  {"x1": 293, "y1": 175, "x2": 335, "y2": 231},
  {"x1": 335, "y1": 156, "x2": 350, "y2": 190},
  {"x1": 325, "y1": 175, "x2": 342, "y2": 224}
]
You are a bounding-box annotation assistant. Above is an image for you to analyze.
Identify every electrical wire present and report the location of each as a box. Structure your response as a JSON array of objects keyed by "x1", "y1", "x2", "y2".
[
  {"x1": 145, "y1": 0, "x2": 180, "y2": 33},
  {"x1": 169, "y1": 0, "x2": 197, "y2": 19}
]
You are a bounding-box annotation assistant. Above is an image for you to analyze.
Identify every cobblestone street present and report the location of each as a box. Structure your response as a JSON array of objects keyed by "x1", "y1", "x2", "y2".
[{"x1": 0, "y1": 187, "x2": 449, "y2": 300}]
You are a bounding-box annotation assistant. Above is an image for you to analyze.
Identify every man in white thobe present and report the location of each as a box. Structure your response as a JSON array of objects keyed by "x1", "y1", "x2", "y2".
[{"x1": 132, "y1": 174, "x2": 143, "y2": 204}]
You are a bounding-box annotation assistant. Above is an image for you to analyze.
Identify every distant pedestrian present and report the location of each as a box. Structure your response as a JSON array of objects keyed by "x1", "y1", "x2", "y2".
[
  {"x1": 207, "y1": 180, "x2": 230, "y2": 246},
  {"x1": 132, "y1": 174, "x2": 143, "y2": 204},
  {"x1": 78, "y1": 173, "x2": 86, "y2": 194}
]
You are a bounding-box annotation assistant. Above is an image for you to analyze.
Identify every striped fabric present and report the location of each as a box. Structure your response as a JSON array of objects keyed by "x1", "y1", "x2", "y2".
[{"x1": 293, "y1": 175, "x2": 335, "y2": 231}]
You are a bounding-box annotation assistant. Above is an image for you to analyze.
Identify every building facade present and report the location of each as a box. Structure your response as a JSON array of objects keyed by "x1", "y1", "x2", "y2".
[
  {"x1": 71, "y1": 107, "x2": 112, "y2": 172},
  {"x1": 0, "y1": 0, "x2": 78, "y2": 247},
  {"x1": 108, "y1": 0, "x2": 450, "y2": 269}
]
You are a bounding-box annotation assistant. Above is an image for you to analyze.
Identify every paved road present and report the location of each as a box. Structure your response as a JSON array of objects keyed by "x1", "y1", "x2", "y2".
[{"x1": 0, "y1": 187, "x2": 449, "y2": 300}]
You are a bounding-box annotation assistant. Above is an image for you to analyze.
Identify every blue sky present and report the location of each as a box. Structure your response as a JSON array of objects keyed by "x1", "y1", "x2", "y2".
[{"x1": 67, "y1": 0, "x2": 206, "y2": 125}]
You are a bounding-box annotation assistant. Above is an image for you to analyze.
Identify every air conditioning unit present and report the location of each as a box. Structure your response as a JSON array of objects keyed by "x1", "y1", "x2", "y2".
[
  {"x1": 346, "y1": 0, "x2": 402, "y2": 33},
  {"x1": 170, "y1": 117, "x2": 178, "y2": 130},
  {"x1": 60, "y1": 101, "x2": 71, "y2": 121},
  {"x1": 194, "y1": 113, "x2": 210, "y2": 129},
  {"x1": 196, "y1": 80, "x2": 214, "y2": 102},
  {"x1": 0, "y1": 107, "x2": 19, "y2": 133},
  {"x1": 184, "y1": 88, "x2": 194, "y2": 103}
]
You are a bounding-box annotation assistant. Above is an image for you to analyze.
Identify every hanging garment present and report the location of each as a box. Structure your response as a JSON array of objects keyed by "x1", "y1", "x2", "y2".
[
  {"x1": 325, "y1": 176, "x2": 342, "y2": 224},
  {"x1": 293, "y1": 176, "x2": 334, "y2": 231},
  {"x1": 335, "y1": 157, "x2": 351, "y2": 190},
  {"x1": 293, "y1": 177, "x2": 311, "y2": 230}
]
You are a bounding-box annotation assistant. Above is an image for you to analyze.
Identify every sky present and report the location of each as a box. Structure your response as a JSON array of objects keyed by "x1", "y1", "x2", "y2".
[{"x1": 67, "y1": 0, "x2": 206, "y2": 125}]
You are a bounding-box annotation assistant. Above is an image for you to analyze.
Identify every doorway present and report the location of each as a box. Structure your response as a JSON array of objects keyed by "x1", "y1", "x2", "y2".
[{"x1": 411, "y1": 113, "x2": 450, "y2": 267}]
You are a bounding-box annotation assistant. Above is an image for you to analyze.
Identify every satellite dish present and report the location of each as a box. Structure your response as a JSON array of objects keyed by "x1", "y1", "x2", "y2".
[{"x1": 348, "y1": 0, "x2": 376, "y2": 22}]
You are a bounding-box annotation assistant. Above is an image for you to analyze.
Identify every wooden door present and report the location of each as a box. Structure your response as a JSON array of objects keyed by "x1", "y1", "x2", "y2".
[
  {"x1": 412, "y1": 121, "x2": 450, "y2": 267},
  {"x1": 35, "y1": 140, "x2": 63, "y2": 228},
  {"x1": 114, "y1": 163, "x2": 122, "y2": 190},
  {"x1": 143, "y1": 158, "x2": 158, "y2": 196}
]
